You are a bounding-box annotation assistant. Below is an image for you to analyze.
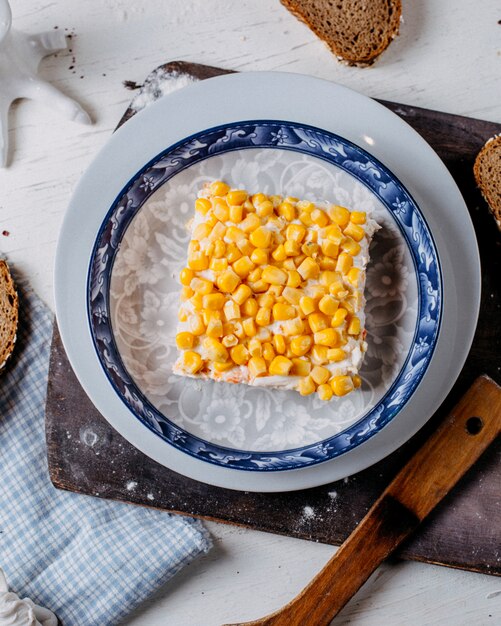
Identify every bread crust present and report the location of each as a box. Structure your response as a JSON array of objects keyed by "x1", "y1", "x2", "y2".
[
  {"x1": 0, "y1": 259, "x2": 18, "y2": 371},
  {"x1": 281, "y1": 0, "x2": 402, "y2": 66},
  {"x1": 473, "y1": 134, "x2": 501, "y2": 231}
]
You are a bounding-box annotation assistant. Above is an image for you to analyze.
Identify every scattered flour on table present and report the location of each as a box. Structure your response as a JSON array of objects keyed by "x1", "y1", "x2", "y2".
[
  {"x1": 302, "y1": 506, "x2": 315, "y2": 521},
  {"x1": 126, "y1": 481, "x2": 138, "y2": 491},
  {"x1": 130, "y1": 69, "x2": 198, "y2": 112},
  {"x1": 147, "y1": 493, "x2": 155, "y2": 501},
  {"x1": 328, "y1": 491, "x2": 338, "y2": 500}
]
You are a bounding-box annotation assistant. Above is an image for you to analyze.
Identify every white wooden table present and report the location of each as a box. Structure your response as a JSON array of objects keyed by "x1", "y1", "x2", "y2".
[{"x1": 1, "y1": 1, "x2": 500, "y2": 624}]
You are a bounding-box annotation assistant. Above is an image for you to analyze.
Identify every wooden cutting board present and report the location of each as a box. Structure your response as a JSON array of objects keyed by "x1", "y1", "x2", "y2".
[{"x1": 45, "y1": 61, "x2": 501, "y2": 576}]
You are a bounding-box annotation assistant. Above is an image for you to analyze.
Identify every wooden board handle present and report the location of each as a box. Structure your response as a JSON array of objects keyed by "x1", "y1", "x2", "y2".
[{"x1": 225, "y1": 375, "x2": 501, "y2": 626}]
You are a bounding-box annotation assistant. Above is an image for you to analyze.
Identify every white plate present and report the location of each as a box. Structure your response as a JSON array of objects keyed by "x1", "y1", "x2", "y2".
[{"x1": 55, "y1": 72, "x2": 480, "y2": 492}]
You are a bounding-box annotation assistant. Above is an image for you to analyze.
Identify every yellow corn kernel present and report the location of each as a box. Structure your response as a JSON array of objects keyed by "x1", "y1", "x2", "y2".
[
  {"x1": 195, "y1": 197, "x2": 211, "y2": 215},
  {"x1": 319, "y1": 257, "x2": 337, "y2": 271},
  {"x1": 248, "y1": 337, "x2": 262, "y2": 357},
  {"x1": 212, "y1": 239, "x2": 225, "y2": 258},
  {"x1": 190, "y1": 292, "x2": 204, "y2": 309},
  {"x1": 350, "y1": 211, "x2": 366, "y2": 225},
  {"x1": 272, "y1": 244, "x2": 287, "y2": 262},
  {"x1": 226, "y1": 225, "x2": 245, "y2": 242},
  {"x1": 181, "y1": 350, "x2": 203, "y2": 374},
  {"x1": 308, "y1": 312, "x2": 329, "y2": 333},
  {"x1": 346, "y1": 267, "x2": 361, "y2": 287},
  {"x1": 272, "y1": 303, "x2": 296, "y2": 321},
  {"x1": 331, "y1": 375, "x2": 354, "y2": 396},
  {"x1": 206, "y1": 317, "x2": 224, "y2": 338},
  {"x1": 232, "y1": 321, "x2": 245, "y2": 339},
  {"x1": 291, "y1": 358, "x2": 311, "y2": 376},
  {"x1": 286, "y1": 270, "x2": 301, "y2": 287},
  {"x1": 298, "y1": 376, "x2": 316, "y2": 396},
  {"x1": 248, "y1": 267, "x2": 262, "y2": 283},
  {"x1": 236, "y1": 238, "x2": 254, "y2": 256},
  {"x1": 256, "y1": 200, "x2": 274, "y2": 218},
  {"x1": 277, "y1": 201, "x2": 295, "y2": 221},
  {"x1": 216, "y1": 268, "x2": 240, "y2": 293},
  {"x1": 178, "y1": 309, "x2": 188, "y2": 322},
  {"x1": 243, "y1": 199, "x2": 255, "y2": 212},
  {"x1": 213, "y1": 361, "x2": 233, "y2": 373},
  {"x1": 299, "y1": 296, "x2": 316, "y2": 316},
  {"x1": 202, "y1": 309, "x2": 221, "y2": 325},
  {"x1": 208, "y1": 221, "x2": 227, "y2": 242},
  {"x1": 203, "y1": 293, "x2": 225, "y2": 310},
  {"x1": 286, "y1": 223, "x2": 306, "y2": 243},
  {"x1": 252, "y1": 193, "x2": 267, "y2": 208},
  {"x1": 230, "y1": 343, "x2": 249, "y2": 365},
  {"x1": 282, "y1": 287, "x2": 302, "y2": 305},
  {"x1": 319, "y1": 295, "x2": 339, "y2": 316},
  {"x1": 331, "y1": 308, "x2": 348, "y2": 327},
  {"x1": 222, "y1": 334, "x2": 238, "y2": 348},
  {"x1": 243, "y1": 297, "x2": 258, "y2": 317},
  {"x1": 226, "y1": 243, "x2": 242, "y2": 263},
  {"x1": 294, "y1": 253, "x2": 306, "y2": 267},
  {"x1": 321, "y1": 239, "x2": 339, "y2": 258},
  {"x1": 262, "y1": 342, "x2": 276, "y2": 362},
  {"x1": 227, "y1": 190, "x2": 248, "y2": 206},
  {"x1": 205, "y1": 213, "x2": 218, "y2": 228},
  {"x1": 298, "y1": 211, "x2": 313, "y2": 226},
  {"x1": 297, "y1": 257, "x2": 319, "y2": 280},
  {"x1": 314, "y1": 328, "x2": 339, "y2": 347},
  {"x1": 348, "y1": 316, "x2": 361, "y2": 335},
  {"x1": 283, "y1": 240, "x2": 300, "y2": 256},
  {"x1": 223, "y1": 300, "x2": 241, "y2": 321},
  {"x1": 213, "y1": 200, "x2": 229, "y2": 222},
  {"x1": 181, "y1": 286, "x2": 194, "y2": 301},
  {"x1": 190, "y1": 277, "x2": 213, "y2": 295},
  {"x1": 256, "y1": 307, "x2": 271, "y2": 327},
  {"x1": 188, "y1": 251, "x2": 209, "y2": 271},
  {"x1": 290, "y1": 335, "x2": 313, "y2": 357},
  {"x1": 311, "y1": 365, "x2": 330, "y2": 385},
  {"x1": 257, "y1": 328, "x2": 272, "y2": 342},
  {"x1": 336, "y1": 252, "x2": 353, "y2": 275},
  {"x1": 243, "y1": 317, "x2": 257, "y2": 337},
  {"x1": 301, "y1": 242, "x2": 319, "y2": 258},
  {"x1": 341, "y1": 237, "x2": 361, "y2": 256},
  {"x1": 317, "y1": 384, "x2": 333, "y2": 401},
  {"x1": 311, "y1": 344, "x2": 328, "y2": 365},
  {"x1": 343, "y1": 221, "x2": 365, "y2": 242},
  {"x1": 179, "y1": 267, "x2": 194, "y2": 286},
  {"x1": 248, "y1": 356, "x2": 267, "y2": 378},
  {"x1": 251, "y1": 279, "x2": 269, "y2": 293},
  {"x1": 319, "y1": 271, "x2": 339, "y2": 288},
  {"x1": 268, "y1": 355, "x2": 292, "y2": 376},
  {"x1": 193, "y1": 221, "x2": 212, "y2": 241},
  {"x1": 202, "y1": 337, "x2": 229, "y2": 362},
  {"x1": 353, "y1": 374, "x2": 362, "y2": 388},
  {"x1": 176, "y1": 331, "x2": 195, "y2": 350},
  {"x1": 210, "y1": 180, "x2": 230, "y2": 196},
  {"x1": 204, "y1": 241, "x2": 215, "y2": 257},
  {"x1": 232, "y1": 256, "x2": 254, "y2": 279},
  {"x1": 329, "y1": 279, "x2": 346, "y2": 298},
  {"x1": 282, "y1": 317, "x2": 305, "y2": 336},
  {"x1": 323, "y1": 224, "x2": 343, "y2": 244},
  {"x1": 210, "y1": 257, "x2": 228, "y2": 272},
  {"x1": 329, "y1": 205, "x2": 350, "y2": 227},
  {"x1": 295, "y1": 200, "x2": 313, "y2": 213},
  {"x1": 283, "y1": 258, "x2": 296, "y2": 271},
  {"x1": 250, "y1": 248, "x2": 268, "y2": 265},
  {"x1": 240, "y1": 213, "x2": 261, "y2": 233},
  {"x1": 342, "y1": 298, "x2": 356, "y2": 314},
  {"x1": 233, "y1": 284, "x2": 252, "y2": 305},
  {"x1": 311, "y1": 208, "x2": 329, "y2": 227},
  {"x1": 250, "y1": 226, "x2": 272, "y2": 249},
  {"x1": 189, "y1": 313, "x2": 205, "y2": 336},
  {"x1": 327, "y1": 348, "x2": 346, "y2": 362},
  {"x1": 268, "y1": 285, "x2": 283, "y2": 297},
  {"x1": 258, "y1": 293, "x2": 275, "y2": 309},
  {"x1": 262, "y1": 266, "x2": 288, "y2": 285},
  {"x1": 273, "y1": 334, "x2": 286, "y2": 355}
]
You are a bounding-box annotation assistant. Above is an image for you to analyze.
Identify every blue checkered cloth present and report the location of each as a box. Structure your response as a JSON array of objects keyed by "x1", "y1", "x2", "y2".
[{"x1": 0, "y1": 277, "x2": 211, "y2": 625}]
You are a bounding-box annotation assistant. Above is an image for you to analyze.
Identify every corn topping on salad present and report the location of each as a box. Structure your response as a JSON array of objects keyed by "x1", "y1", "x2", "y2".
[{"x1": 173, "y1": 181, "x2": 380, "y2": 400}]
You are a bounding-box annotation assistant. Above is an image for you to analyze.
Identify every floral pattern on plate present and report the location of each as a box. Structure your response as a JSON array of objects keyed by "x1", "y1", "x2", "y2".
[{"x1": 89, "y1": 121, "x2": 441, "y2": 470}]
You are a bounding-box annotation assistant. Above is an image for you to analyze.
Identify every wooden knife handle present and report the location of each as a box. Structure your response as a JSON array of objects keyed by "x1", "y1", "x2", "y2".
[{"x1": 225, "y1": 375, "x2": 501, "y2": 626}]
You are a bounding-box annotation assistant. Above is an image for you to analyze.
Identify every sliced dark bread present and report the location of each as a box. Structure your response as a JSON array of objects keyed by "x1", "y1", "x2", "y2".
[
  {"x1": 474, "y1": 135, "x2": 501, "y2": 232},
  {"x1": 0, "y1": 259, "x2": 18, "y2": 371},
  {"x1": 281, "y1": 0, "x2": 402, "y2": 66}
]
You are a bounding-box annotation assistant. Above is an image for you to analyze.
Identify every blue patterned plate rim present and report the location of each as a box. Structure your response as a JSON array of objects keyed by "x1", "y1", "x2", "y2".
[{"x1": 87, "y1": 119, "x2": 442, "y2": 472}]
